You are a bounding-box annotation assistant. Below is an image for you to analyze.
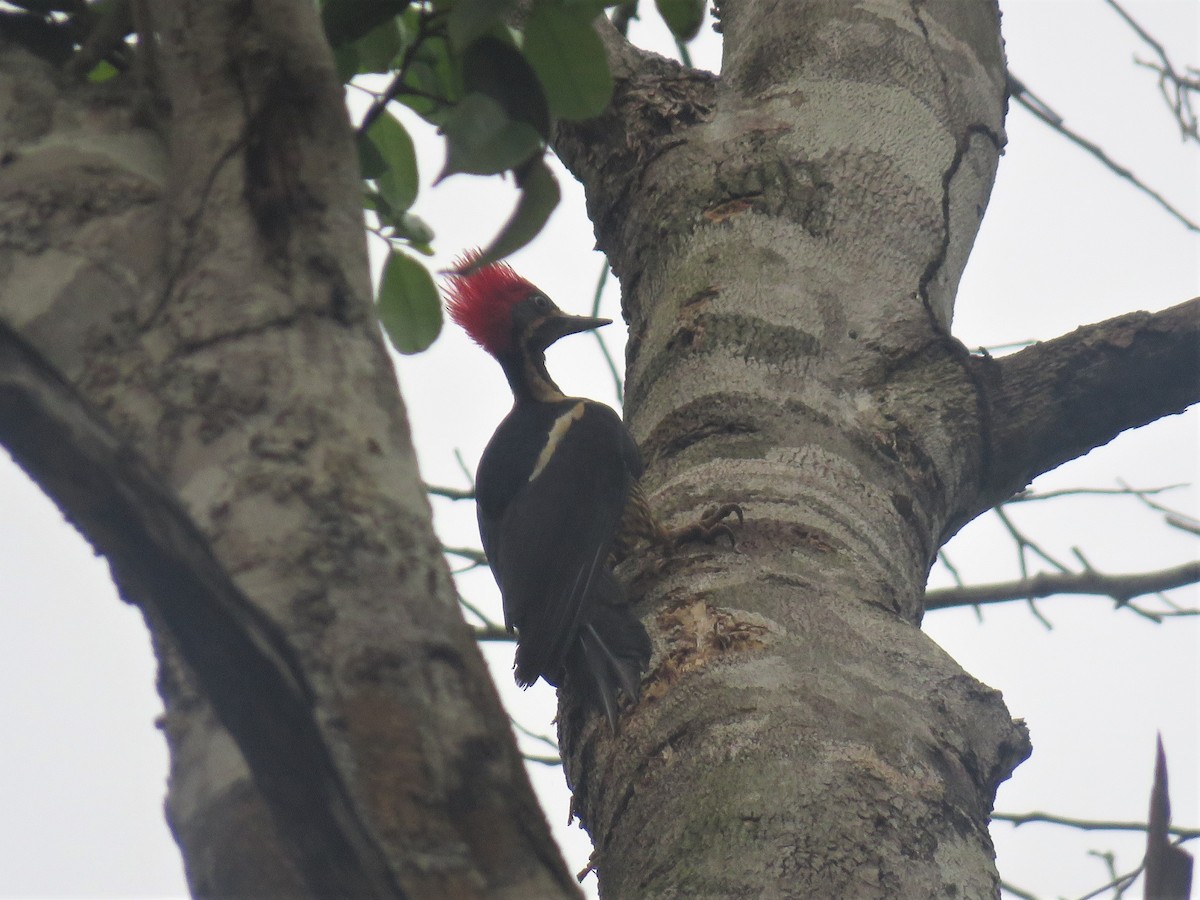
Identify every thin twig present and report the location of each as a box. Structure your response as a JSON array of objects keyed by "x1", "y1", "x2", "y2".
[
  {"x1": 1121, "y1": 478, "x2": 1200, "y2": 535},
  {"x1": 472, "y1": 624, "x2": 513, "y2": 642},
  {"x1": 993, "y1": 811, "x2": 1200, "y2": 840},
  {"x1": 453, "y1": 448, "x2": 476, "y2": 489},
  {"x1": 993, "y1": 505, "x2": 1061, "y2": 628},
  {"x1": 1103, "y1": 0, "x2": 1199, "y2": 142},
  {"x1": 589, "y1": 258, "x2": 624, "y2": 404},
  {"x1": 1076, "y1": 851, "x2": 1141, "y2": 900},
  {"x1": 356, "y1": 7, "x2": 449, "y2": 136},
  {"x1": 1006, "y1": 484, "x2": 1186, "y2": 503},
  {"x1": 999, "y1": 880, "x2": 1040, "y2": 900},
  {"x1": 522, "y1": 753, "x2": 562, "y2": 766},
  {"x1": 1007, "y1": 73, "x2": 1199, "y2": 232},
  {"x1": 443, "y1": 545, "x2": 487, "y2": 565},
  {"x1": 425, "y1": 482, "x2": 475, "y2": 500},
  {"x1": 457, "y1": 594, "x2": 503, "y2": 632},
  {"x1": 510, "y1": 718, "x2": 560, "y2": 753}
]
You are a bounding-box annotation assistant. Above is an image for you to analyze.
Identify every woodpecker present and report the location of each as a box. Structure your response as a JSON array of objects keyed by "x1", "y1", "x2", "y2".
[{"x1": 445, "y1": 253, "x2": 653, "y2": 730}]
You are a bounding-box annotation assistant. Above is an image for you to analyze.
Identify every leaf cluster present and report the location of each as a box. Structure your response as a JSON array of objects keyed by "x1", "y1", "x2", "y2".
[
  {"x1": 325, "y1": 0, "x2": 703, "y2": 355},
  {"x1": 324, "y1": 0, "x2": 627, "y2": 355}
]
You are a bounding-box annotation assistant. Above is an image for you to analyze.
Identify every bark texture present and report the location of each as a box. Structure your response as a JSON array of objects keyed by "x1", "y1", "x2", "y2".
[
  {"x1": 0, "y1": 5, "x2": 573, "y2": 896},
  {"x1": 966, "y1": 297, "x2": 1200, "y2": 528},
  {"x1": 2, "y1": 0, "x2": 1193, "y2": 897},
  {"x1": 554, "y1": 2, "x2": 1035, "y2": 895}
]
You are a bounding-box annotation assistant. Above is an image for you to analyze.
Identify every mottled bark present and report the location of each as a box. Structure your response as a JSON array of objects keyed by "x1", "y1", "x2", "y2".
[
  {"x1": 0, "y1": 3, "x2": 573, "y2": 895},
  {"x1": 964, "y1": 298, "x2": 1200, "y2": 529},
  {"x1": 554, "y1": 1, "x2": 1035, "y2": 895}
]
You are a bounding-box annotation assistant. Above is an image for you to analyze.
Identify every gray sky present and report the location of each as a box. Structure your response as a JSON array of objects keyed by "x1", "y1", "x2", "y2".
[{"x1": 1, "y1": 1, "x2": 1196, "y2": 896}]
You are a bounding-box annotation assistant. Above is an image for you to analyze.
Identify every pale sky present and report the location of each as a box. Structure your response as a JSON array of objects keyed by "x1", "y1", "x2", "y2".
[{"x1": 1, "y1": 2, "x2": 1196, "y2": 897}]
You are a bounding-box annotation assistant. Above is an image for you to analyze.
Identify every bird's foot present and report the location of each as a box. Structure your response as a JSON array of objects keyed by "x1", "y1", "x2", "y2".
[{"x1": 666, "y1": 503, "x2": 744, "y2": 551}]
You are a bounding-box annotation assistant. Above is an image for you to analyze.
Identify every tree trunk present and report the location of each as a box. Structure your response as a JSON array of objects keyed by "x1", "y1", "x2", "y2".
[
  {"x1": 4, "y1": 1, "x2": 1195, "y2": 896},
  {"x1": 0, "y1": 4, "x2": 573, "y2": 896},
  {"x1": 553, "y1": 2, "x2": 1033, "y2": 895}
]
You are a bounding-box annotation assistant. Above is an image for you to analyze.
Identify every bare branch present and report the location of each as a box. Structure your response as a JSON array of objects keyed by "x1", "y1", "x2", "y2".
[
  {"x1": 523, "y1": 753, "x2": 564, "y2": 766},
  {"x1": 1007, "y1": 73, "x2": 1199, "y2": 231},
  {"x1": 444, "y1": 545, "x2": 488, "y2": 565},
  {"x1": 1103, "y1": 0, "x2": 1200, "y2": 143},
  {"x1": 1006, "y1": 483, "x2": 1186, "y2": 503},
  {"x1": 1122, "y1": 479, "x2": 1200, "y2": 536},
  {"x1": 510, "y1": 717, "x2": 560, "y2": 768},
  {"x1": 999, "y1": 880, "x2": 1040, "y2": 900},
  {"x1": 992, "y1": 505, "x2": 1063, "y2": 628},
  {"x1": 589, "y1": 257, "x2": 625, "y2": 405},
  {"x1": 458, "y1": 594, "x2": 504, "y2": 632},
  {"x1": 473, "y1": 625, "x2": 515, "y2": 642},
  {"x1": 925, "y1": 561, "x2": 1200, "y2": 612},
  {"x1": 453, "y1": 448, "x2": 476, "y2": 489},
  {"x1": 993, "y1": 811, "x2": 1200, "y2": 841},
  {"x1": 425, "y1": 482, "x2": 476, "y2": 500}
]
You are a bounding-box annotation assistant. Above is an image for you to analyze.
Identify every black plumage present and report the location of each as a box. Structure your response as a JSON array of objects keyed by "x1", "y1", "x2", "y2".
[{"x1": 446, "y1": 256, "x2": 651, "y2": 729}]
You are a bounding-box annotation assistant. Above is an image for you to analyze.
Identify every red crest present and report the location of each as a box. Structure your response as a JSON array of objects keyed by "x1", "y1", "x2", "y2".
[{"x1": 445, "y1": 251, "x2": 538, "y2": 356}]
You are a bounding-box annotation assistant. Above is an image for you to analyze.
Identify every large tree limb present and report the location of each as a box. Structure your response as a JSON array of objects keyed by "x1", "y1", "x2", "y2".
[
  {"x1": 0, "y1": 320, "x2": 402, "y2": 898},
  {"x1": 964, "y1": 297, "x2": 1200, "y2": 525}
]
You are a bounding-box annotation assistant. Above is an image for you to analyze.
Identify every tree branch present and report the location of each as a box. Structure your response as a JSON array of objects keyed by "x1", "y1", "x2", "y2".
[
  {"x1": 1103, "y1": 0, "x2": 1200, "y2": 143},
  {"x1": 966, "y1": 298, "x2": 1200, "y2": 521},
  {"x1": 1007, "y1": 74, "x2": 1199, "y2": 231},
  {"x1": 993, "y1": 811, "x2": 1200, "y2": 841},
  {"x1": 425, "y1": 482, "x2": 475, "y2": 500},
  {"x1": 0, "y1": 321, "x2": 403, "y2": 898},
  {"x1": 926, "y1": 561, "x2": 1200, "y2": 613}
]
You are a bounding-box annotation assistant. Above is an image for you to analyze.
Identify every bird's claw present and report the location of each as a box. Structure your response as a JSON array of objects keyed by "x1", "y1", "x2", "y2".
[{"x1": 669, "y1": 503, "x2": 744, "y2": 551}]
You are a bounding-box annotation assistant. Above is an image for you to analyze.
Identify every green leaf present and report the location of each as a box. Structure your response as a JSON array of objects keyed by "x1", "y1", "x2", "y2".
[
  {"x1": 397, "y1": 28, "x2": 460, "y2": 123},
  {"x1": 449, "y1": 0, "x2": 514, "y2": 50},
  {"x1": 437, "y1": 92, "x2": 543, "y2": 181},
  {"x1": 473, "y1": 157, "x2": 561, "y2": 268},
  {"x1": 394, "y1": 212, "x2": 436, "y2": 245},
  {"x1": 378, "y1": 251, "x2": 442, "y2": 354},
  {"x1": 86, "y1": 60, "x2": 119, "y2": 83},
  {"x1": 367, "y1": 112, "x2": 419, "y2": 212},
  {"x1": 463, "y1": 36, "x2": 551, "y2": 138},
  {"x1": 654, "y1": 0, "x2": 704, "y2": 41},
  {"x1": 522, "y1": 2, "x2": 613, "y2": 120},
  {"x1": 333, "y1": 44, "x2": 360, "y2": 82},
  {"x1": 357, "y1": 132, "x2": 388, "y2": 180},
  {"x1": 355, "y1": 18, "x2": 405, "y2": 73},
  {"x1": 322, "y1": 0, "x2": 411, "y2": 48}
]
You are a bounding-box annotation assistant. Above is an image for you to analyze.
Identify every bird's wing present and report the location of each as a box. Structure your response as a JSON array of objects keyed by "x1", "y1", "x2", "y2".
[{"x1": 477, "y1": 401, "x2": 638, "y2": 687}]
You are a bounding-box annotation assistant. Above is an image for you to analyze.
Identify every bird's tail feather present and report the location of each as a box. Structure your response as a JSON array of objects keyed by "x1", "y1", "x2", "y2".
[{"x1": 568, "y1": 591, "x2": 651, "y2": 731}]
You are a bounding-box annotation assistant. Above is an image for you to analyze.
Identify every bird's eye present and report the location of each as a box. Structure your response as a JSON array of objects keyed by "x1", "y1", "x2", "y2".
[{"x1": 532, "y1": 293, "x2": 552, "y2": 312}]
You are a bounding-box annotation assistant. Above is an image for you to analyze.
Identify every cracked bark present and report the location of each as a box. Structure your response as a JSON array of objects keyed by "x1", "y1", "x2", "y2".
[
  {"x1": 548, "y1": 1, "x2": 1167, "y2": 895},
  {"x1": 0, "y1": 4, "x2": 573, "y2": 897}
]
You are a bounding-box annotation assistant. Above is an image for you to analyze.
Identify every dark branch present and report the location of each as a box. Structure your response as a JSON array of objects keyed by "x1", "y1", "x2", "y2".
[
  {"x1": 474, "y1": 624, "x2": 515, "y2": 642},
  {"x1": 1103, "y1": 0, "x2": 1199, "y2": 143},
  {"x1": 1007, "y1": 74, "x2": 1199, "y2": 231},
  {"x1": 1006, "y1": 483, "x2": 1186, "y2": 503},
  {"x1": 967, "y1": 298, "x2": 1200, "y2": 521},
  {"x1": 925, "y1": 561, "x2": 1200, "y2": 612},
  {"x1": 0, "y1": 320, "x2": 403, "y2": 899},
  {"x1": 445, "y1": 545, "x2": 488, "y2": 565},
  {"x1": 993, "y1": 811, "x2": 1200, "y2": 840},
  {"x1": 425, "y1": 482, "x2": 475, "y2": 500},
  {"x1": 999, "y1": 881, "x2": 1040, "y2": 900}
]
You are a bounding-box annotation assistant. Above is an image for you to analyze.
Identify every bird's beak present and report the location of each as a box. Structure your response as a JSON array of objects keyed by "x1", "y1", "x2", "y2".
[{"x1": 534, "y1": 311, "x2": 612, "y2": 349}]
